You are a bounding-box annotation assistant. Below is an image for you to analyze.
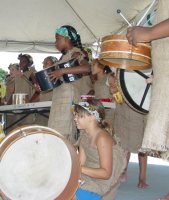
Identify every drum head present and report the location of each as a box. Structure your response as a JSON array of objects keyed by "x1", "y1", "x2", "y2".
[
  {"x1": 117, "y1": 69, "x2": 152, "y2": 114},
  {"x1": 0, "y1": 126, "x2": 80, "y2": 200}
]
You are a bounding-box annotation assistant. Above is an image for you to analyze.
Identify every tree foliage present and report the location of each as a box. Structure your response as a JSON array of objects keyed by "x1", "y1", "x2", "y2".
[{"x1": 0, "y1": 68, "x2": 8, "y2": 82}]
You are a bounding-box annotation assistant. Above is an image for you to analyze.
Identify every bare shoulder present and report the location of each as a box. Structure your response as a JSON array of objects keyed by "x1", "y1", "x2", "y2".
[{"x1": 97, "y1": 130, "x2": 113, "y2": 146}]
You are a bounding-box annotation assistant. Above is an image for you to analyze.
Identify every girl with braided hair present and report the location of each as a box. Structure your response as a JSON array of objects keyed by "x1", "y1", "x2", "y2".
[
  {"x1": 48, "y1": 25, "x2": 92, "y2": 144},
  {"x1": 72, "y1": 99, "x2": 126, "y2": 200}
]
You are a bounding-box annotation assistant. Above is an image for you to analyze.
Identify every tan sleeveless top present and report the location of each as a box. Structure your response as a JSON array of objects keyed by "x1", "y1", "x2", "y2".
[{"x1": 80, "y1": 133, "x2": 126, "y2": 195}]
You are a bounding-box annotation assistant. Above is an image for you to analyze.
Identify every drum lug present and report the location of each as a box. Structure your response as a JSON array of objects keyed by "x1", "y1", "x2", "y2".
[{"x1": 20, "y1": 129, "x2": 27, "y2": 137}]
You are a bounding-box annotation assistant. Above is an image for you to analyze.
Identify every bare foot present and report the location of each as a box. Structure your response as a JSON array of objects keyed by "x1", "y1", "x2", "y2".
[
  {"x1": 158, "y1": 193, "x2": 169, "y2": 200},
  {"x1": 119, "y1": 171, "x2": 128, "y2": 183},
  {"x1": 137, "y1": 180, "x2": 149, "y2": 189}
]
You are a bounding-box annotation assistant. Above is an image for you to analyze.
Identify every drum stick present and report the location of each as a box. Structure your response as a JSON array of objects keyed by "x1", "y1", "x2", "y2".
[
  {"x1": 137, "y1": 0, "x2": 157, "y2": 26},
  {"x1": 117, "y1": 9, "x2": 132, "y2": 27},
  {"x1": 95, "y1": 38, "x2": 101, "y2": 57}
]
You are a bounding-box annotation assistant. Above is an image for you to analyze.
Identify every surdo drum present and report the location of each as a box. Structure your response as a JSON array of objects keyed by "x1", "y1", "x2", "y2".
[
  {"x1": 35, "y1": 66, "x2": 62, "y2": 92},
  {"x1": 99, "y1": 34, "x2": 151, "y2": 70},
  {"x1": 0, "y1": 125, "x2": 80, "y2": 200},
  {"x1": 117, "y1": 69, "x2": 153, "y2": 114}
]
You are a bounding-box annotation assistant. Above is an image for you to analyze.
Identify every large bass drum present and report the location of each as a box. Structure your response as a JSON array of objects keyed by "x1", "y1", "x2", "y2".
[
  {"x1": 0, "y1": 125, "x2": 80, "y2": 200},
  {"x1": 117, "y1": 69, "x2": 152, "y2": 114}
]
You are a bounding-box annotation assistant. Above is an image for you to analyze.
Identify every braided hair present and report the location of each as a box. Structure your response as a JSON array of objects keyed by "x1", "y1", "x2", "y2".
[{"x1": 61, "y1": 25, "x2": 83, "y2": 51}]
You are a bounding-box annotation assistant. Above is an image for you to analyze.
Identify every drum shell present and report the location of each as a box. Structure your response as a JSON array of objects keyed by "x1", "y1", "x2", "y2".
[
  {"x1": 12, "y1": 93, "x2": 29, "y2": 104},
  {"x1": 99, "y1": 34, "x2": 151, "y2": 70},
  {"x1": 36, "y1": 66, "x2": 62, "y2": 91},
  {"x1": 59, "y1": 58, "x2": 82, "y2": 83},
  {"x1": 0, "y1": 125, "x2": 80, "y2": 200}
]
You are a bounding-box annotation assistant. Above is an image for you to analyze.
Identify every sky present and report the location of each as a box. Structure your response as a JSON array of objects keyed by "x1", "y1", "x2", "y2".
[{"x1": 0, "y1": 52, "x2": 61, "y2": 73}]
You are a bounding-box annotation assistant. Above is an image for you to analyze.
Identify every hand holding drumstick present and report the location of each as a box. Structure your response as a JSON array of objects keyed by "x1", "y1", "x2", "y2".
[{"x1": 126, "y1": 18, "x2": 169, "y2": 45}]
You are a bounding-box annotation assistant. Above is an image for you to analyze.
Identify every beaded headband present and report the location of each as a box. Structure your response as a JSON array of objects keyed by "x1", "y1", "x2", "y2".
[{"x1": 78, "y1": 101, "x2": 101, "y2": 122}]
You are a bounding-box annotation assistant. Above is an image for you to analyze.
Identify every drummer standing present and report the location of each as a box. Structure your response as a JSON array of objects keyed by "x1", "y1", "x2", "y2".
[
  {"x1": 108, "y1": 72, "x2": 149, "y2": 188},
  {"x1": 15, "y1": 54, "x2": 40, "y2": 100},
  {"x1": 126, "y1": 0, "x2": 169, "y2": 199},
  {"x1": 7, "y1": 54, "x2": 40, "y2": 129},
  {"x1": 90, "y1": 59, "x2": 115, "y2": 130},
  {"x1": 35, "y1": 56, "x2": 58, "y2": 126},
  {"x1": 39, "y1": 56, "x2": 58, "y2": 102},
  {"x1": 48, "y1": 25, "x2": 92, "y2": 144}
]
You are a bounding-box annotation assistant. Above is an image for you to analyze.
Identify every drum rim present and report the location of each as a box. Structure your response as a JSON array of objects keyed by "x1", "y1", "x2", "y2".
[
  {"x1": 98, "y1": 58, "x2": 151, "y2": 70},
  {"x1": 101, "y1": 34, "x2": 151, "y2": 46},
  {"x1": 0, "y1": 125, "x2": 80, "y2": 200},
  {"x1": 117, "y1": 69, "x2": 149, "y2": 114},
  {"x1": 35, "y1": 65, "x2": 56, "y2": 74}
]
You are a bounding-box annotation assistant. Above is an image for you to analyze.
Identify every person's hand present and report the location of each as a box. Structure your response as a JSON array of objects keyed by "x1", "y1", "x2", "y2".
[
  {"x1": 12, "y1": 70, "x2": 23, "y2": 77},
  {"x1": 34, "y1": 83, "x2": 41, "y2": 93},
  {"x1": 126, "y1": 26, "x2": 152, "y2": 45},
  {"x1": 48, "y1": 69, "x2": 64, "y2": 81},
  {"x1": 109, "y1": 85, "x2": 118, "y2": 95}
]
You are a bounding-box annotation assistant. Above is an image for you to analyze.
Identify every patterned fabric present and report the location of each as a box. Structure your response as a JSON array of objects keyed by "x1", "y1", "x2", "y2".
[
  {"x1": 18, "y1": 54, "x2": 33, "y2": 66},
  {"x1": 78, "y1": 101, "x2": 101, "y2": 122},
  {"x1": 55, "y1": 27, "x2": 77, "y2": 40}
]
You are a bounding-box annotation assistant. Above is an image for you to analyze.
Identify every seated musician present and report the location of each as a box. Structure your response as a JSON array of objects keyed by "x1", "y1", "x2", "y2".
[{"x1": 72, "y1": 99, "x2": 126, "y2": 200}]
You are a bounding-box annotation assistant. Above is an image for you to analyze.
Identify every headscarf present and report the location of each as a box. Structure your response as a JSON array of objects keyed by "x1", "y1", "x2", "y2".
[
  {"x1": 55, "y1": 26, "x2": 77, "y2": 41},
  {"x1": 45, "y1": 56, "x2": 58, "y2": 64},
  {"x1": 18, "y1": 54, "x2": 33, "y2": 66},
  {"x1": 76, "y1": 101, "x2": 101, "y2": 122}
]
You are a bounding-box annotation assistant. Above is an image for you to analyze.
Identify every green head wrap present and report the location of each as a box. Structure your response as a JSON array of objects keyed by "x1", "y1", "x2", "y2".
[{"x1": 55, "y1": 27, "x2": 77, "y2": 41}]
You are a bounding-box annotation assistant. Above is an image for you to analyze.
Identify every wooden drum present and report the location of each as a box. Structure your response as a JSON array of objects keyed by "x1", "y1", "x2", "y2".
[
  {"x1": 99, "y1": 34, "x2": 151, "y2": 70},
  {"x1": 0, "y1": 125, "x2": 80, "y2": 200}
]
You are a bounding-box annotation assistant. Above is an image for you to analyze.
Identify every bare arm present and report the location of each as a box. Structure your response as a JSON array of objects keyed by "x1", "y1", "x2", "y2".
[
  {"x1": 79, "y1": 144, "x2": 86, "y2": 166},
  {"x1": 127, "y1": 18, "x2": 169, "y2": 45},
  {"x1": 81, "y1": 132, "x2": 113, "y2": 180},
  {"x1": 49, "y1": 59, "x2": 91, "y2": 80}
]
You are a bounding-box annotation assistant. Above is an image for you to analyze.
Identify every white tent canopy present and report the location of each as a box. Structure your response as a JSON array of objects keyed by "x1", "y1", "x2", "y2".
[{"x1": 0, "y1": 0, "x2": 157, "y2": 53}]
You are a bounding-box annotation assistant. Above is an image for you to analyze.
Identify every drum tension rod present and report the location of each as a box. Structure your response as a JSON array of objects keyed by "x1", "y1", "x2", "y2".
[
  {"x1": 139, "y1": 70, "x2": 153, "y2": 108},
  {"x1": 134, "y1": 70, "x2": 149, "y2": 79}
]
